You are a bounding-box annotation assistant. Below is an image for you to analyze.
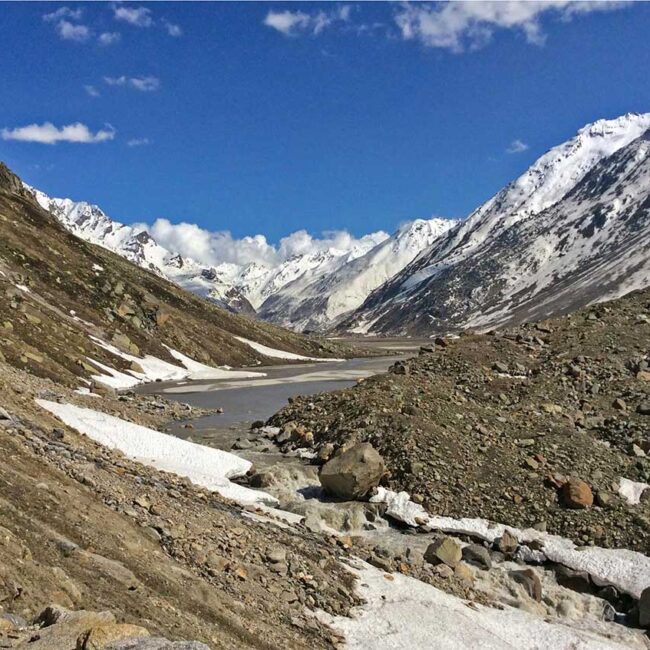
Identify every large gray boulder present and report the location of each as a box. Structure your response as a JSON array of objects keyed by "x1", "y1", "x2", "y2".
[{"x1": 319, "y1": 443, "x2": 385, "y2": 500}]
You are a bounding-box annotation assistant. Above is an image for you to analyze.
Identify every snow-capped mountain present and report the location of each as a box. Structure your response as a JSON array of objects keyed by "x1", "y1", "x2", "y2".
[
  {"x1": 25, "y1": 184, "x2": 388, "y2": 320},
  {"x1": 341, "y1": 112, "x2": 650, "y2": 335},
  {"x1": 26, "y1": 186, "x2": 258, "y2": 313},
  {"x1": 259, "y1": 218, "x2": 457, "y2": 331}
]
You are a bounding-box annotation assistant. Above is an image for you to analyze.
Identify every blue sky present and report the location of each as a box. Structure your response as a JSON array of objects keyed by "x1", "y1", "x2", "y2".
[{"x1": 1, "y1": 1, "x2": 650, "y2": 254}]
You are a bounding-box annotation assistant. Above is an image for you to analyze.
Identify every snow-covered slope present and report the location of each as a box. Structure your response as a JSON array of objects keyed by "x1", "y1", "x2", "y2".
[
  {"x1": 341, "y1": 112, "x2": 650, "y2": 335},
  {"x1": 260, "y1": 218, "x2": 456, "y2": 331}
]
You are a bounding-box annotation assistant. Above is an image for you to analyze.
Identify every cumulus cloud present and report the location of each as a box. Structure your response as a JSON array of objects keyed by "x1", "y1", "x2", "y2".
[
  {"x1": 113, "y1": 5, "x2": 153, "y2": 27},
  {"x1": 55, "y1": 19, "x2": 91, "y2": 41},
  {"x1": 43, "y1": 6, "x2": 83, "y2": 22},
  {"x1": 84, "y1": 84, "x2": 100, "y2": 97},
  {"x1": 1, "y1": 122, "x2": 115, "y2": 145},
  {"x1": 134, "y1": 218, "x2": 388, "y2": 268},
  {"x1": 163, "y1": 19, "x2": 183, "y2": 37},
  {"x1": 394, "y1": 1, "x2": 627, "y2": 52},
  {"x1": 264, "y1": 5, "x2": 352, "y2": 36},
  {"x1": 104, "y1": 75, "x2": 160, "y2": 91},
  {"x1": 506, "y1": 138, "x2": 529, "y2": 154},
  {"x1": 98, "y1": 31, "x2": 121, "y2": 45}
]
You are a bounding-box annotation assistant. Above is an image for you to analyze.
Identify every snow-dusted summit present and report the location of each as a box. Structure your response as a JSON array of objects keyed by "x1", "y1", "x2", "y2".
[
  {"x1": 259, "y1": 217, "x2": 457, "y2": 331},
  {"x1": 341, "y1": 112, "x2": 650, "y2": 334}
]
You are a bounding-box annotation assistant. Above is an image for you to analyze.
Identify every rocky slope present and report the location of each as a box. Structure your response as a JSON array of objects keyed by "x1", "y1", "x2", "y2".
[
  {"x1": 0, "y1": 162, "x2": 353, "y2": 392},
  {"x1": 259, "y1": 218, "x2": 456, "y2": 332},
  {"x1": 270, "y1": 285, "x2": 650, "y2": 552},
  {"x1": 342, "y1": 112, "x2": 650, "y2": 335}
]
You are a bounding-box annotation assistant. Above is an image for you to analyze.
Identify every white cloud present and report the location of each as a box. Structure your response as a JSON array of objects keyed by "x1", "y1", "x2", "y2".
[
  {"x1": 163, "y1": 19, "x2": 183, "y2": 37},
  {"x1": 394, "y1": 1, "x2": 627, "y2": 53},
  {"x1": 84, "y1": 84, "x2": 100, "y2": 97},
  {"x1": 113, "y1": 5, "x2": 153, "y2": 27},
  {"x1": 104, "y1": 75, "x2": 160, "y2": 92},
  {"x1": 127, "y1": 138, "x2": 150, "y2": 147},
  {"x1": 264, "y1": 5, "x2": 352, "y2": 36},
  {"x1": 98, "y1": 31, "x2": 121, "y2": 45},
  {"x1": 43, "y1": 6, "x2": 83, "y2": 22},
  {"x1": 1, "y1": 122, "x2": 115, "y2": 145},
  {"x1": 55, "y1": 19, "x2": 91, "y2": 42},
  {"x1": 506, "y1": 139, "x2": 529, "y2": 154},
  {"x1": 134, "y1": 218, "x2": 388, "y2": 268}
]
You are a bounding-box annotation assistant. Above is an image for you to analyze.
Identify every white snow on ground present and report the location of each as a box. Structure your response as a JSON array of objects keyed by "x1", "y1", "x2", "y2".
[
  {"x1": 15, "y1": 284, "x2": 30, "y2": 293},
  {"x1": 618, "y1": 477, "x2": 649, "y2": 505},
  {"x1": 164, "y1": 345, "x2": 264, "y2": 380},
  {"x1": 88, "y1": 337, "x2": 264, "y2": 389},
  {"x1": 371, "y1": 488, "x2": 650, "y2": 598},
  {"x1": 233, "y1": 335, "x2": 343, "y2": 362},
  {"x1": 320, "y1": 560, "x2": 644, "y2": 650},
  {"x1": 36, "y1": 400, "x2": 278, "y2": 507}
]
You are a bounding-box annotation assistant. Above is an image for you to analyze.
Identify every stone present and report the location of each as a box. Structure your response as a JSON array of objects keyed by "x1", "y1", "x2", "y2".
[
  {"x1": 461, "y1": 544, "x2": 492, "y2": 570},
  {"x1": 554, "y1": 565, "x2": 591, "y2": 593},
  {"x1": 454, "y1": 563, "x2": 474, "y2": 585},
  {"x1": 492, "y1": 362, "x2": 509, "y2": 373},
  {"x1": 639, "y1": 586, "x2": 650, "y2": 628},
  {"x1": 612, "y1": 398, "x2": 627, "y2": 411},
  {"x1": 562, "y1": 478, "x2": 593, "y2": 509},
  {"x1": 497, "y1": 530, "x2": 518, "y2": 555},
  {"x1": 637, "y1": 403, "x2": 650, "y2": 416},
  {"x1": 424, "y1": 537, "x2": 462, "y2": 568},
  {"x1": 266, "y1": 547, "x2": 286, "y2": 564},
  {"x1": 78, "y1": 623, "x2": 150, "y2": 649},
  {"x1": 510, "y1": 568, "x2": 542, "y2": 602},
  {"x1": 319, "y1": 443, "x2": 385, "y2": 500}
]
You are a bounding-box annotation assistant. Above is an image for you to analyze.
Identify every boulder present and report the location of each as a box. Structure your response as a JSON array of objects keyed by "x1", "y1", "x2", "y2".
[
  {"x1": 562, "y1": 478, "x2": 593, "y2": 509},
  {"x1": 497, "y1": 530, "x2": 519, "y2": 555},
  {"x1": 510, "y1": 568, "x2": 542, "y2": 602},
  {"x1": 319, "y1": 443, "x2": 385, "y2": 500}
]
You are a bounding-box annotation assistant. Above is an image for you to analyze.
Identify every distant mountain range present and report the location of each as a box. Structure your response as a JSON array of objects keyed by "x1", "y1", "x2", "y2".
[
  {"x1": 26, "y1": 111, "x2": 650, "y2": 336},
  {"x1": 26, "y1": 182, "x2": 452, "y2": 329}
]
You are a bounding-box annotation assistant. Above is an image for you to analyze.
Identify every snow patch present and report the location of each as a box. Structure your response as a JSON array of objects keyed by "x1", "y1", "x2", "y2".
[
  {"x1": 320, "y1": 560, "x2": 640, "y2": 650},
  {"x1": 36, "y1": 399, "x2": 277, "y2": 507},
  {"x1": 233, "y1": 335, "x2": 342, "y2": 362},
  {"x1": 618, "y1": 477, "x2": 649, "y2": 505}
]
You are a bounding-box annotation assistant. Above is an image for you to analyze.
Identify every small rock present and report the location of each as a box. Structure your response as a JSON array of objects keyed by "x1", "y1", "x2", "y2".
[
  {"x1": 492, "y1": 361, "x2": 508, "y2": 373},
  {"x1": 637, "y1": 403, "x2": 650, "y2": 416},
  {"x1": 639, "y1": 586, "x2": 650, "y2": 628},
  {"x1": 424, "y1": 537, "x2": 462, "y2": 568},
  {"x1": 562, "y1": 478, "x2": 593, "y2": 509},
  {"x1": 497, "y1": 530, "x2": 518, "y2": 555},
  {"x1": 462, "y1": 544, "x2": 492, "y2": 570}
]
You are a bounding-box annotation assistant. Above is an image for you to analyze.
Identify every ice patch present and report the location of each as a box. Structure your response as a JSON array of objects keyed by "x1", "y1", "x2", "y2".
[{"x1": 36, "y1": 399, "x2": 277, "y2": 507}]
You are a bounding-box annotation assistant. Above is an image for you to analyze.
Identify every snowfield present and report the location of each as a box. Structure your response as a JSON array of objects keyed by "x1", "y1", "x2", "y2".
[
  {"x1": 36, "y1": 399, "x2": 278, "y2": 507},
  {"x1": 320, "y1": 560, "x2": 646, "y2": 650}
]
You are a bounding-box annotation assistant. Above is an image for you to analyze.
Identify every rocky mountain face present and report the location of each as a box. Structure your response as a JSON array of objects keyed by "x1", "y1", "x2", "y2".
[
  {"x1": 341, "y1": 112, "x2": 650, "y2": 335},
  {"x1": 259, "y1": 218, "x2": 457, "y2": 332},
  {"x1": 0, "y1": 163, "x2": 350, "y2": 390}
]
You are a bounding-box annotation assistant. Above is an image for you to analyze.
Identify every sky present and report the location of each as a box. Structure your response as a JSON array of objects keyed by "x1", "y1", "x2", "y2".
[{"x1": 1, "y1": 1, "x2": 650, "y2": 265}]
